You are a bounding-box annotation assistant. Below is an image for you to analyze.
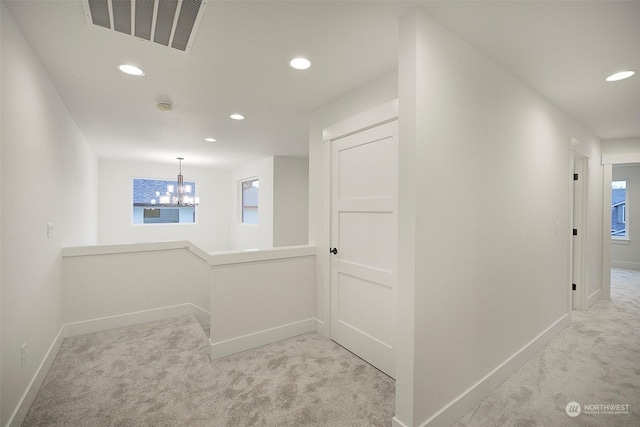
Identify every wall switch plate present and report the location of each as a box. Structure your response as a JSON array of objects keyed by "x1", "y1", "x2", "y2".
[
  {"x1": 47, "y1": 223, "x2": 54, "y2": 238},
  {"x1": 21, "y1": 343, "x2": 27, "y2": 366}
]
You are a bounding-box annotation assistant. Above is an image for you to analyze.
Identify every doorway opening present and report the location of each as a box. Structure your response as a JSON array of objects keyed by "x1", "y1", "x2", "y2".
[{"x1": 601, "y1": 153, "x2": 640, "y2": 302}]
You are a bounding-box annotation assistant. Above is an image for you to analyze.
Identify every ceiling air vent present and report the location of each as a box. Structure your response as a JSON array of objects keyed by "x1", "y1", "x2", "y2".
[{"x1": 82, "y1": 0, "x2": 208, "y2": 53}]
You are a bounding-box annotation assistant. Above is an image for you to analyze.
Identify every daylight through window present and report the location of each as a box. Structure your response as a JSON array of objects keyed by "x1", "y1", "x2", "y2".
[
  {"x1": 133, "y1": 178, "x2": 197, "y2": 224},
  {"x1": 611, "y1": 180, "x2": 627, "y2": 237},
  {"x1": 242, "y1": 179, "x2": 259, "y2": 224}
]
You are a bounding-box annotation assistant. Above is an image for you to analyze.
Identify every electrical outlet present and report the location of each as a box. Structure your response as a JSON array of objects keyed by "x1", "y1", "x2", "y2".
[
  {"x1": 21, "y1": 343, "x2": 27, "y2": 366},
  {"x1": 47, "y1": 223, "x2": 54, "y2": 238}
]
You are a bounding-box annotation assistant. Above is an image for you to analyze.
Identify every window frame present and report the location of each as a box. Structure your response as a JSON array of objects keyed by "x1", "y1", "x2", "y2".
[
  {"x1": 611, "y1": 180, "x2": 628, "y2": 240},
  {"x1": 240, "y1": 177, "x2": 259, "y2": 225},
  {"x1": 132, "y1": 177, "x2": 198, "y2": 226}
]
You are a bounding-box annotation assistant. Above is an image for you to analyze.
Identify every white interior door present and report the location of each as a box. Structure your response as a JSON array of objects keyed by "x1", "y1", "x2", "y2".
[{"x1": 330, "y1": 119, "x2": 397, "y2": 378}]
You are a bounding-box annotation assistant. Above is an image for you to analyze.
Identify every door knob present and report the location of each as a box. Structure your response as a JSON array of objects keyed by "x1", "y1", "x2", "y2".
[{"x1": 330, "y1": 247, "x2": 338, "y2": 255}]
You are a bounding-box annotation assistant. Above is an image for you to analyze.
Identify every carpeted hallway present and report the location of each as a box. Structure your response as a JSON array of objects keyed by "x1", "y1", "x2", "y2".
[
  {"x1": 455, "y1": 268, "x2": 640, "y2": 426},
  {"x1": 24, "y1": 269, "x2": 639, "y2": 426}
]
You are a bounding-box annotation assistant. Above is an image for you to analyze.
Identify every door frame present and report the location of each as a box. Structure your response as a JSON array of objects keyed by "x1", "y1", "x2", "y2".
[
  {"x1": 569, "y1": 138, "x2": 591, "y2": 311},
  {"x1": 601, "y1": 152, "x2": 640, "y2": 301},
  {"x1": 321, "y1": 99, "x2": 398, "y2": 340}
]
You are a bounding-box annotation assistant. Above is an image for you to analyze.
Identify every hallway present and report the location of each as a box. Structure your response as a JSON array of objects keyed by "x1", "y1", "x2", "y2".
[{"x1": 455, "y1": 268, "x2": 640, "y2": 426}]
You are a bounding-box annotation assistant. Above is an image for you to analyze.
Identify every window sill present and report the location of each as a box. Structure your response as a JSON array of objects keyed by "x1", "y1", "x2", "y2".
[{"x1": 612, "y1": 238, "x2": 630, "y2": 245}]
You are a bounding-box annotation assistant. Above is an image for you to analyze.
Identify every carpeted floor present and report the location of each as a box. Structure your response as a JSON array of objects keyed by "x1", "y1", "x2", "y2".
[
  {"x1": 454, "y1": 268, "x2": 640, "y2": 427},
  {"x1": 23, "y1": 316, "x2": 394, "y2": 426},
  {"x1": 24, "y1": 268, "x2": 640, "y2": 426}
]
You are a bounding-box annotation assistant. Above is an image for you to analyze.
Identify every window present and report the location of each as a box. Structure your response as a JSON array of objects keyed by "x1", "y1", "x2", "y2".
[
  {"x1": 611, "y1": 180, "x2": 627, "y2": 237},
  {"x1": 242, "y1": 178, "x2": 259, "y2": 224},
  {"x1": 133, "y1": 178, "x2": 197, "y2": 224}
]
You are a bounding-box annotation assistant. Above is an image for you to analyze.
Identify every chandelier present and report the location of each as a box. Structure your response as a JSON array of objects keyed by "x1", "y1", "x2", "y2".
[{"x1": 150, "y1": 157, "x2": 199, "y2": 207}]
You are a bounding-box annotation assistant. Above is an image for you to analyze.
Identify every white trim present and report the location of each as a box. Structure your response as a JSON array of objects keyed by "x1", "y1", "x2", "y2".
[
  {"x1": 63, "y1": 303, "x2": 210, "y2": 336},
  {"x1": 587, "y1": 288, "x2": 602, "y2": 309},
  {"x1": 6, "y1": 327, "x2": 65, "y2": 427},
  {"x1": 207, "y1": 245, "x2": 315, "y2": 266},
  {"x1": 611, "y1": 238, "x2": 630, "y2": 245},
  {"x1": 392, "y1": 417, "x2": 410, "y2": 427},
  {"x1": 602, "y1": 153, "x2": 640, "y2": 165},
  {"x1": 570, "y1": 137, "x2": 592, "y2": 159},
  {"x1": 6, "y1": 303, "x2": 209, "y2": 427},
  {"x1": 314, "y1": 318, "x2": 328, "y2": 337},
  {"x1": 62, "y1": 241, "x2": 315, "y2": 266},
  {"x1": 611, "y1": 260, "x2": 640, "y2": 271},
  {"x1": 602, "y1": 164, "x2": 613, "y2": 300},
  {"x1": 323, "y1": 99, "x2": 398, "y2": 142},
  {"x1": 321, "y1": 134, "x2": 332, "y2": 340},
  {"x1": 569, "y1": 141, "x2": 591, "y2": 311},
  {"x1": 409, "y1": 313, "x2": 570, "y2": 426},
  {"x1": 209, "y1": 318, "x2": 317, "y2": 360},
  {"x1": 62, "y1": 240, "x2": 211, "y2": 262}
]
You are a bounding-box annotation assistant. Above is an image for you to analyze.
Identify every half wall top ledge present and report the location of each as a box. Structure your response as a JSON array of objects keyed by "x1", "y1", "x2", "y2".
[{"x1": 61, "y1": 240, "x2": 316, "y2": 266}]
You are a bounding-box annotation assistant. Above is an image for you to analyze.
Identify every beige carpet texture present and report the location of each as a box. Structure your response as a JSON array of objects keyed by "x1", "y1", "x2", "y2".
[
  {"x1": 23, "y1": 268, "x2": 639, "y2": 426},
  {"x1": 23, "y1": 316, "x2": 394, "y2": 426}
]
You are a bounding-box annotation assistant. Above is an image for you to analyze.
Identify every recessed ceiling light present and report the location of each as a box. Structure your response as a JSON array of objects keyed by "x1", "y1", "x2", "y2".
[
  {"x1": 204, "y1": 137, "x2": 216, "y2": 142},
  {"x1": 230, "y1": 114, "x2": 245, "y2": 120},
  {"x1": 118, "y1": 64, "x2": 145, "y2": 76},
  {"x1": 290, "y1": 57, "x2": 311, "y2": 70},
  {"x1": 605, "y1": 71, "x2": 635, "y2": 82}
]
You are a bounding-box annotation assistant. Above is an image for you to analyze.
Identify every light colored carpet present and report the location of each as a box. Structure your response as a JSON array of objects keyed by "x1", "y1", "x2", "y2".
[
  {"x1": 23, "y1": 268, "x2": 640, "y2": 426},
  {"x1": 454, "y1": 268, "x2": 640, "y2": 427},
  {"x1": 23, "y1": 316, "x2": 395, "y2": 426}
]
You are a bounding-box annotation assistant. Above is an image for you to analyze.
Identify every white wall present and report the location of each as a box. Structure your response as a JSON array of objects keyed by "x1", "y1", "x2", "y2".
[
  {"x1": 98, "y1": 159, "x2": 231, "y2": 253},
  {"x1": 308, "y1": 72, "x2": 399, "y2": 336},
  {"x1": 273, "y1": 156, "x2": 309, "y2": 247},
  {"x1": 602, "y1": 137, "x2": 640, "y2": 156},
  {"x1": 395, "y1": 10, "x2": 602, "y2": 426},
  {"x1": 230, "y1": 157, "x2": 274, "y2": 250},
  {"x1": 63, "y1": 248, "x2": 210, "y2": 327},
  {"x1": 210, "y1": 255, "x2": 316, "y2": 345},
  {"x1": 612, "y1": 164, "x2": 640, "y2": 270},
  {"x1": 1, "y1": 5, "x2": 98, "y2": 425}
]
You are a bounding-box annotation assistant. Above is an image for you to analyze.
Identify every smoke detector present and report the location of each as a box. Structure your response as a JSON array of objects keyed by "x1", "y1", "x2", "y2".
[{"x1": 156, "y1": 102, "x2": 173, "y2": 112}]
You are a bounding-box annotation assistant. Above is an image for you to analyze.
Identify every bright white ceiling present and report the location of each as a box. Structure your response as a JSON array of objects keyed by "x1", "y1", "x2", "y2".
[{"x1": 5, "y1": 1, "x2": 639, "y2": 169}]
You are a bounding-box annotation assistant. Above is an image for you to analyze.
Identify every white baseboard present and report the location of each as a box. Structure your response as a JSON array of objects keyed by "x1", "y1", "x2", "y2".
[
  {"x1": 62, "y1": 303, "x2": 210, "y2": 337},
  {"x1": 210, "y1": 318, "x2": 317, "y2": 360},
  {"x1": 392, "y1": 417, "x2": 410, "y2": 427},
  {"x1": 611, "y1": 260, "x2": 640, "y2": 271},
  {"x1": 406, "y1": 313, "x2": 571, "y2": 427},
  {"x1": 587, "y1": 288, "x2": 602, "y2": 309},
  {"x1": 6, "y1": 303, "x2": 210, "y2": 427},
  {"x1": 7, "y1": 326, "x2": 65, "y2": 427},
  {"x1": 314, "y1": 318, "x2": 329, "y2": 338}
]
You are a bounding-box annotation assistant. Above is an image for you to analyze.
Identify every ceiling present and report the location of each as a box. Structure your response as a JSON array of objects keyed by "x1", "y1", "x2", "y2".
[{"x1": 5, "y1": 0, "x2": 639, "y2": 170}]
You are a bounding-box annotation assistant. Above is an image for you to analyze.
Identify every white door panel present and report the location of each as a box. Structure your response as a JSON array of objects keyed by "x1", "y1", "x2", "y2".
[
  {"x1": 331, "y1": 119, "x2": 397, "y2": 378},
  {"x1": 338, "y1": 135, "x2": 396, "y2": 200},
  {"x1": 338, "y1": 211, "x2": 395, "y2": 272},
  {"x1": 337, "y1": 273, "x2": 395, "y2": 344}
]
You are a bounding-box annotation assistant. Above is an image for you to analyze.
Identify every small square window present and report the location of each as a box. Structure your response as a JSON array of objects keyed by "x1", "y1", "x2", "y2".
[{"x1": 242, "y1": 179, "x2": 259, "y2": 224}]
